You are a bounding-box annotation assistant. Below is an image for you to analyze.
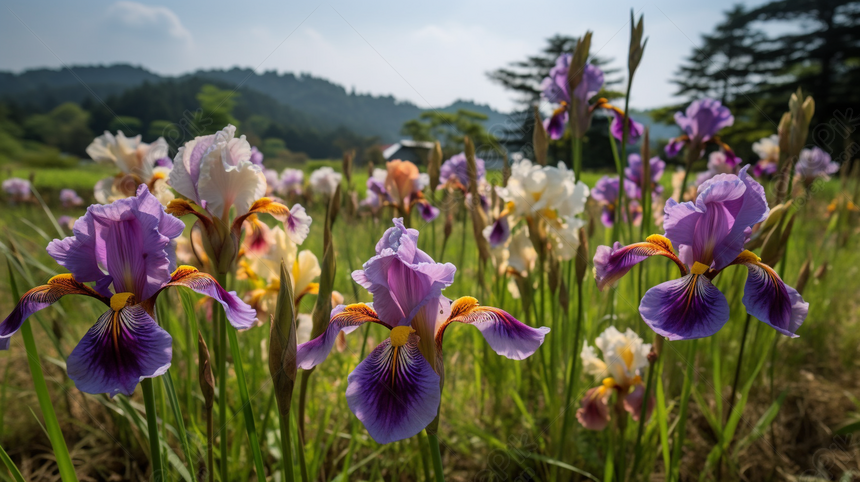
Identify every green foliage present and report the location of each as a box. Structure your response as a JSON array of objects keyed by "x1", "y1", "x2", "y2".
[
  {"x1": 23, "y1": 102, "x2": 92, "y2": 156},
  {"x1": 195, "y1": 84, "x2": 240, "y2": 134},
  {"x1": 107, "y1": 115, "x2": 142, "y2": 135},
  {"x1": 401, "y1": 109, "x2": 500, "y2": 158}
]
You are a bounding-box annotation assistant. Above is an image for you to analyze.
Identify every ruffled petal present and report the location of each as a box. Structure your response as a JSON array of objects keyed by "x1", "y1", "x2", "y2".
[
  {"x1": 639, "y1": 274, "x2": 730, "y2": 340},
  {"x1": 296, "y1": 303, "x2": 391, "y2": 370},
  {"x1": 593, "y1": 235, "x2": 687, "y2": 291},
  {"x1": 162, "y1": 266, "x2": 257, "y2": 329},
  {"x1": 0, "y1": 274, "x2": 107, "y2": 350},
  {"x1": 623, "y1": 384, "x2": 655, "y2": 422},
  {"x1": 576, "y1": 387, "x2": 610, "y2": 431},
  {"x1": 235, "y1": 198, "x2": 312, "y2": 246},
  {"x1": 67, "y1": 304, "x2": 172, "y2": 396},
  {"x1": 733, "y1": 251, "x2": 807, "y2": 337},
  {"x1": 346, "y1": 333, "x2": 441, "y2": 444},
  {"x1": 198, "y1": 156, "x2": 267, "y2": 220},
  {"x1": 436, "y1": 297, "x2": 549, "y2": 360}
]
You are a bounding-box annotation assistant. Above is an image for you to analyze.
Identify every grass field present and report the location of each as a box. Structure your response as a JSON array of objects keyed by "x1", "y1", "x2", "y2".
[{"x1": 0, "y1": 161, "x2": 858, "y2": 482}]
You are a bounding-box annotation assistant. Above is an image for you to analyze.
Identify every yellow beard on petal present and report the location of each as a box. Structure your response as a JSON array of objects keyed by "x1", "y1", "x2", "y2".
[
  {"x1": 691, "y1": 262, "x2": 710, "y2": 275},
  {"x1": 110, "y1": 292, "x2": 135, "y2": 311},
  {"x1": 390, "y1": 326, "x2": 415, "y2": 347}
]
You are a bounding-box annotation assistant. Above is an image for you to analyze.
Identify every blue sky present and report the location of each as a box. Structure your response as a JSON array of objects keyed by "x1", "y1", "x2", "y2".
[{"x1": 1, "y1": 0, "x2": 763, "y2": 113}]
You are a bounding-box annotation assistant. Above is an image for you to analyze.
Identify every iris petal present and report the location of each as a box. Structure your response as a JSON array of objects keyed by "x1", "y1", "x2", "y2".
[
  {"x1": 67, "y1": 304, "x2": 172, "y2": 396},
  {"x1": 296, "y1": 303, "x2": 391, "y2": 370},
  {"x1": 734, "y1": 252, "x2": 807, "y2": 337},
  {"x1": 623, "y1": 384, "x2": 655, "y2": 422},
  {"x1": 593, "y1": 235, "x2": 687, "y2": 291},
  {"x1": 162, "y1": 266, "x2": 257, "y2": 330},
  {"x1": 639, "y1": 274, "x2": 730, "y2": 340},
  {"x1": 0, "y1": 275, "x2": 107, "y2": 350},
  {"x1": 436, "y1": 297, "x2": 549, "y2": 360},
  {"x1": 346, "y1": 333, "x2": 441, "y2": 444},
  {"x1": 576, "y1": 387, "x2": 611, "y2": 431}
]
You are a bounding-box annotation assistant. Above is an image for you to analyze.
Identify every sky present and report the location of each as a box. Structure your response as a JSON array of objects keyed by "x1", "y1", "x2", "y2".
[{"x1": 0, "y1": 0, "x2": 764, "y2": 113}]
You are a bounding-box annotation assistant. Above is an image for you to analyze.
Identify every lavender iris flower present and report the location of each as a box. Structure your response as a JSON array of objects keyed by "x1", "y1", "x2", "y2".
[
  {"x1": 795, "y1": 147, "x2": 839, "y2": 183},
  {"x1": 59, "y1": 189, "x2": 84, "y2": 208},
  {"x1": 295, "y1": 219, "x2": 548, "y2": 443},
  {"x1": 591, "y1": 176, "x2": 642, "y2": 228},
  {"x1": 540, "y1": 54, "x2": 642, "y2": 143},
  {"x1": 593, "y1": 167, "x2": 808, "y2": 340},
  {"x1": 438, "y1": 152, "x2": 485, "y2": 189},
  {"x1": 625, "y1": 154, "x2": 665, "y2": 199},
  {"x1": 665, "y1": 99, "x2": 734, "y2": 158},
  {"x1": 0, "y1": 186, "x2": 255, "y2": 396},
  {"x1": 2, "y1": 178, "x2": 31, "y2": 202},
  {"x1": 249, "y1": 146, "x2": 264, "y2": 166}
]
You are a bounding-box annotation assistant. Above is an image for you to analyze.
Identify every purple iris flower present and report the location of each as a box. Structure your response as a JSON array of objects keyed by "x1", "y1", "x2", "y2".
[
  {"x1": 695, "y1": 150, "x2": 742, "y2": 186},
  {"x1": 593, "y1": 166, "x2": 808, "y2": 340},
  {"x1": 591, "y1": 176, "x2": 642, "y2": 228},
  {"x1": 59, "y1": 188, "x2": 84, "y2": 208},
  {"x1": 439, "y1": 152, "x2": 486, "y2": 189},
  {"x1": 295, "y1": 219, "x2": 548, "y2": 443},
  {"x1": 795, "y1": 147, "x2": 839, "y2": 182},
  {"x1": 665, "y1": 99, "x2": 734, "y2": 157},
  {"x1": 540, "y1": 54, "x2": 641, "y2": 142},
  {"x1": 249, "y1": 146, "x2": 264, "y2": 166},
  {"x1": 2, "y1": 178, "x2": 31, "y2": 202},
  {"x1": 154, "y1": 157, "x2": 174, "y2": 169},
  {"x1": 625, "y1": 154, "x2": 666, "y2": 199},
  {"x1": 278, "y1": 168, "x2": 304, "y2": 197},
  {"x1": 0, "y1": 185, "x2": 255, "y2": 396}
]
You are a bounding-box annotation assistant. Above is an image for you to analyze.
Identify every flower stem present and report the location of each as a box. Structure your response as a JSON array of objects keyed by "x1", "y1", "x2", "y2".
[
  {"x1": 426, "y1": 431, "x2": 446, "y2": 482},
  {"x1": 141, "y1": 378, "x2": 164, "y2": 482},
  {"x1": 205, "y1": 404, "x2": 214, "y2": 482},
  {"x1": 7, "y1": 260, "x2": 78, "y2": 482},
  {"x1": 630, "y1": 336, "x2": 661, "y2": 477},
  {"x1": 216, "y1": 295, "x2": 228, "y2": 482},
  {"x1": 727, "y1": 313, "x2": 752, "y2": 424},
  {"x1": 279, "y1": 404, "x2": 295, "y2": 482},
  {"x1": 555, "y1": 280, "x2": 584, "y2": 479},
  {"x1": 669, "y1": 340, "x2": 697, "y2": 482}
]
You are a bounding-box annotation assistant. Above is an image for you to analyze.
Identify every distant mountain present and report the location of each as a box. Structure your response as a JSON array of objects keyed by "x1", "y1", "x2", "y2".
[{"x1": 0, "y1": 64, "x2": 511, "y2": 144}]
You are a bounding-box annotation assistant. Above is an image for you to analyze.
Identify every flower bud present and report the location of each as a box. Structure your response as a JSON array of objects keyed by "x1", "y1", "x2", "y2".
[
  {"x1": 795, "y1": 256, "x2": 811, "y2": 296},
  {"x1": 428, "y1": 141, "x2": 443, "y2": 193},
  {"x1": 269, "y1": 260, "x2": 297, "y2": 418},
  {"x1": 575, "y1": 227, "x2": 589, "y2": 285}
]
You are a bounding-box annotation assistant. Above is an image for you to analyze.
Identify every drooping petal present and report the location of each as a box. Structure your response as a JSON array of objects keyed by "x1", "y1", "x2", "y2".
[
  {"x1": 346, "y1": 333, "x2": 441, "y2": 444},
  {"x1": 235, "y1": 198, "x2": 312, "y2": 246},
  {"x1": 623, "y1": 384, "x2": 655, "y2": 422},
  {"x1": 161, "y1": 266, "x2": 257, "y2": 329},
  {"x1": 639, "y1": 273, "x2": 730, "y2": 340},
  {"x1": 66, "y1": 304, "x2": 172, "y2": 396},
  {"x1": 576, "y1": 387, "x2": 611, "y2": 431},
  {"x1": 0, "y1": 274, "x2": 108, "y2": 350},
  {"x1": 296, "y1": 303, "x2": 392, "y2": 370},
  {"x1": 593, "y1": 235, "x2": 687, "y2": 291},
  {"x1": 482, "y1": 217, "x2": 511, "y2": 248},
  {"x1": 416, "y1": 201, "x2": 439, "y2": 222},
  {"x1": 733, "y1": 251, "x2": 807, "y2": 337},
  {"x1": 436, "y1": 297, "x2": 549, "y2": 360},
  {"x1": 664, "y1": 137, "x2": 687, "y2": 157},
  {"x1": 545, "y1": 108, "x2": 568, "y2": 140}
]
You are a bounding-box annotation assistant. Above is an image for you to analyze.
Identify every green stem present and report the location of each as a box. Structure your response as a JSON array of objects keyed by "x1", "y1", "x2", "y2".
[
  {"x1": 206, "y1": 406, "x2": 214, "y2": 482},
  {"x1": 7, "y1": 261, "x2": 78, "y2": 482},
  {"x1": 141, "y1": 378, "x2": 164, "y2": 482},
  {"x1": 669, "y1": 340, "x2": 698, "y2": 482},
  {"x1": 216, "y1": 295, "x2": 228, "y2": 482},
  {"x1": 555, "y1": 280, "x2": 584, "y2": 478},
  {"x1": 572, "y1": 136, "x2": 583, "y2": 181},
  {"x1": 279, "y1": 406, "x2": 295, "y2": 482},
  {"x1": 629, "y1": 343, "x2": 660, "y2": 476},
  {"x1": 427, "y1": 431, "x2": 446, "y2": 482},
  {"x1": 226, "y1": 328, "x2": 267, "y2": 481},
  {"x1": 726, "y1": 314, "x2": 752, "y2": 424}
]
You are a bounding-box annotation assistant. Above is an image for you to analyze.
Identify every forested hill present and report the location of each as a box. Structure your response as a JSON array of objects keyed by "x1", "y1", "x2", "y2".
[{"x1": 0, "y1": 64, "x2": 509, "y2": 143}]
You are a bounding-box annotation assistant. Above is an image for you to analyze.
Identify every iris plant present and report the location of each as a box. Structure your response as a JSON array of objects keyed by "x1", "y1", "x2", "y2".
[
  {"x1": 87, "y1": 131, "x2": 174, "y2": 205},
  {"x1": 0, "y1": 186, "x2": 255, "y2": 396},
  {"x1": 295, "y1": 219, "x2": 549, "y2": 443},
  {"x1": 541, "y1": 54, "x2": 643, "y2": 143},
  {"x1": 593, "y1": 166, "x2": 809, "y2": 340}
]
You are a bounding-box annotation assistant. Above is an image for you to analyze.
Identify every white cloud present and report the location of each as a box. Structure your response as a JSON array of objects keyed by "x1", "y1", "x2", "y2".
[{"x1": 104, "y1": 1, "x2": 191, "y2": 43}]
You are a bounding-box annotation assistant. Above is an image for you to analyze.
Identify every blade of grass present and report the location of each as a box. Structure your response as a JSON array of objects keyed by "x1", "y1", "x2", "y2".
[
  {"x1": 6, "y1": 257, "x2": 79, "y2": 482},
  {"x1": 0, "y1": 443, "x2": 25, "y2": 482},
  {"x1": 226, "y1": 327, "x2": 267, "y2": 481}
]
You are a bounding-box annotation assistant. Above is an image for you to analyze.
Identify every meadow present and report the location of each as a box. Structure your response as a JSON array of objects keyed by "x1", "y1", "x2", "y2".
[{"x1": 1, "y1": 26, "x2": 859, "y2": 482}]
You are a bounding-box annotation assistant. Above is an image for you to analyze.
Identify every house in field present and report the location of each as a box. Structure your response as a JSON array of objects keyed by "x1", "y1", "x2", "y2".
[{"x1": 381, "y1": 140, "x2": 435, "y2": 166}]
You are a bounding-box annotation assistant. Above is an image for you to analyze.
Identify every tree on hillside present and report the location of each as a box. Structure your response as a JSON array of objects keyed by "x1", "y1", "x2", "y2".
[
  {"x1": 195, "y1": 84, "x2": 240, "y2": 135},
  {"x1": 673, "y1": 5, "x2": 765, "y2": 104},
  {"x1": 401, "y1": 109, "x2": 500, "y2": 158},
  {"x1": 671, "y1": 0, "x2": 860, "y2": 157},
  {"x1": 23, "y1": 102, "x2": 92, "y2": 156}
]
